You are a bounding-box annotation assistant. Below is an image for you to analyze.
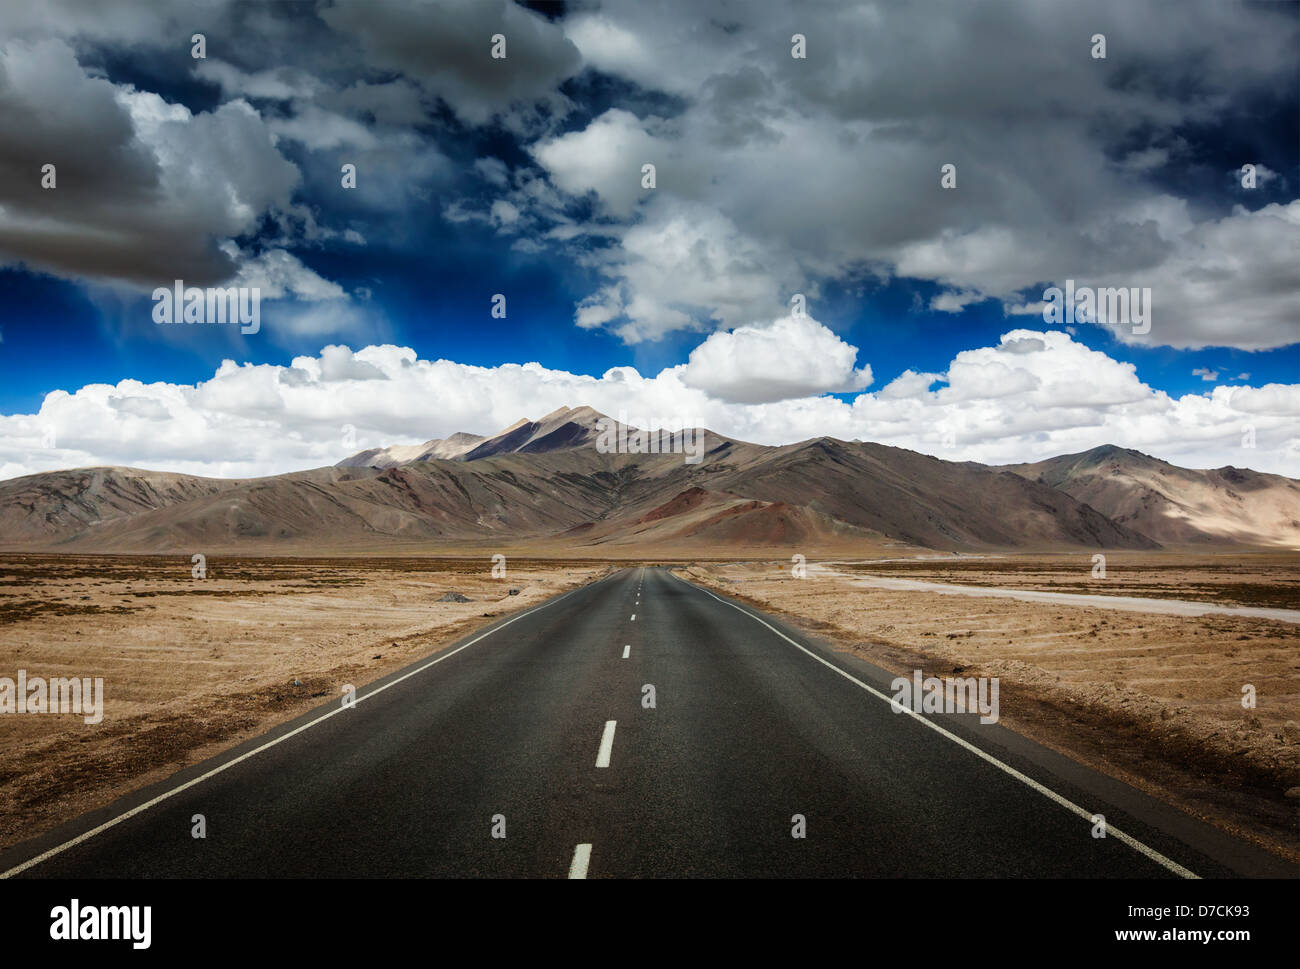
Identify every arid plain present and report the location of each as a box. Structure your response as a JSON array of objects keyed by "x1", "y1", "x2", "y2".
[
  {"x1": 1, "y1": 549, "x2": 1296, "y2": 866},
  {"x1": 0, "y1": 555, "x2": 607, "y2": 850},
  {"x1": 3, "y1": 409, "x2": 1298, "y2": 866}
]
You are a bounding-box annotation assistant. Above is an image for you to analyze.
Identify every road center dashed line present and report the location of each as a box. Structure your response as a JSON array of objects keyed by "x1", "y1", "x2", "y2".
[
  {"x1": 596, "y1": 720, "x2": 617, "y2": 768},
  {"x1": 622, "y1": 644, "x2": 631, "y2": 659}
]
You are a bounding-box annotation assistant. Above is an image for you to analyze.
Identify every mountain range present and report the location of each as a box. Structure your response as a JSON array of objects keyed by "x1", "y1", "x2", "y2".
[
  {"x1": 1002, "y1": 445, "x2": 1300, "y2": 549},
  {"x1": 2, "y1": 406, "x2": 1295, "y2": 554}
]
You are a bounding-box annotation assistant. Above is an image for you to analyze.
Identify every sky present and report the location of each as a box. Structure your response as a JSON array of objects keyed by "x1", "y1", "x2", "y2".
[{"x1": 0, "y1": 0, "x2": 1296, "y2": 481}]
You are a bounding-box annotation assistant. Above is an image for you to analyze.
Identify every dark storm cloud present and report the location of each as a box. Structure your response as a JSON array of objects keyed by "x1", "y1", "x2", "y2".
[
  {"x1": 0, "y1": 38, "x2": 298, "y2": 286},
  {"x1": 318, "y1": 0, "x2": 582, "y2": 126},
  {"x1": 0, "y1": 0, "x2": 1294, "y2": 351}
]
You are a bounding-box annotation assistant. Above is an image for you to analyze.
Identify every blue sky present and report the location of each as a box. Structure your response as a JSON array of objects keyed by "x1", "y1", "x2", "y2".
[
  {"x1": 4, "y1": 264, "x2": 1296, "y2": 417},
  {"x1": 0, "y1": 0, "x2": 1296, "y2": 479}
]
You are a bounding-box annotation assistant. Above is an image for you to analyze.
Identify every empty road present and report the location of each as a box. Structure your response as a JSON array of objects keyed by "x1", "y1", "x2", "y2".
[{"x1": 1, "y1": 568, "x2": 1288, "y2": 878}]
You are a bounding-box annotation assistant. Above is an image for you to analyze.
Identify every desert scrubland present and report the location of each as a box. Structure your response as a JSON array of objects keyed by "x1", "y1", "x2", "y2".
[
  {"x1": 0, "y1": 555, "x2": 605, "y2": 850},
  {"x1": 679, "y1": 553, "x2": 1300, "y2": 862},
  {"x1": 2, "y1": 548, "x2": 1296, "y2": 866}
]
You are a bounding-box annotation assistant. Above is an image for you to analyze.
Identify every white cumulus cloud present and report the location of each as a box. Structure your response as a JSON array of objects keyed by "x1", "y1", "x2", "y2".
[
  {"x1": 2, "y1": 330, "x2": 1297, "y2": 482},
  {"x1": 681, "y1": 315, "x2": 872, "y2": 404}
]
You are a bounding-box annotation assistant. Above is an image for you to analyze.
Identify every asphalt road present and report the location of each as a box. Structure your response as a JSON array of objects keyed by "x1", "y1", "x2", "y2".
[{"x1": 2, "y1": 567, "x2": 1291, "y2": 878}]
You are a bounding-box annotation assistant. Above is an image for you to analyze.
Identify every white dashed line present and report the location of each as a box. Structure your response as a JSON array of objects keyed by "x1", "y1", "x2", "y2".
[
  {"x1": 630, "y1": 613, "x2": 636, "y2": 621},
  {"x1": 569, "y1": 843, "x2": 592, "y2": 879},
  {"x1": 622, "y1": 644, "x2": 631, "y2": 659},
  {"x1": 596, "y1": 720, "x2": 617, "y2": 768}
]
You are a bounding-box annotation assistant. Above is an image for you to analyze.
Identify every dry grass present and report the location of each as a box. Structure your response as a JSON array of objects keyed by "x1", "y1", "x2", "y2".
[{"x1": 0, "y1": 554, "x2": 606, "y2": 851}]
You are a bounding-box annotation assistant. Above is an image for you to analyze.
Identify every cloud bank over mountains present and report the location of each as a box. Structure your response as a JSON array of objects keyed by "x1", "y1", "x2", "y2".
[
  {"x1": 3, "y1": 328, "x2": 1295, "y2": 482},
  {"x1": 0, "y1": 0, "x2": 1294, "y2": 482}
]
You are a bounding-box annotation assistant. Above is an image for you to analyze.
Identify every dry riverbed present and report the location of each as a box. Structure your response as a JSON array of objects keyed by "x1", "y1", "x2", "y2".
[{"x1": 0, "y1": 554, "x2": 606, "y2": 851}]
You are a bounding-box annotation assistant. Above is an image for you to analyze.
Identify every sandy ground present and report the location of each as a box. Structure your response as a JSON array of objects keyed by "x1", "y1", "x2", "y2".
[
  {"x1": 0, "y1": 555, "x2": 606, "y2": 852},
  {"x1": 679, "y1": 554, "x2": 1300, "y2": 864}
]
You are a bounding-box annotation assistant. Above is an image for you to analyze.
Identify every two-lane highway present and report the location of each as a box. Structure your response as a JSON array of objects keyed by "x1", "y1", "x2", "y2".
[{"x1": 1, "y1": 568, "x2": 1289, "y2": 878}]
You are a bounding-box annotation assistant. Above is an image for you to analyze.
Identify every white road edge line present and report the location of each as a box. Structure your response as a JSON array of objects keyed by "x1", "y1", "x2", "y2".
[
  {"x1": 673, "y1": 572, "x2": 1199, "y2": 880},
  {"x1": 596, "y1": 720, "x2": 617, "y2": 768},
  {"x1": 569, "y1": 843, "x2": 592, "y2": 879},
  {"x1": 622, "y1": 644, "x2": 631, "y2": 659},
  {"x1": 0, "y1": 579, "x2": 599, "y2": 880}
]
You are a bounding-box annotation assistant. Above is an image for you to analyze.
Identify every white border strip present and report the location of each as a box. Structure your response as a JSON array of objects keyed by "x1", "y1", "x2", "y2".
[
  {"x1": 1, "y1": 580, "x2": 596, "y2": 879},
  {"x1": 674, "y1": 572, "x2": 1199, "y2": 879}
]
